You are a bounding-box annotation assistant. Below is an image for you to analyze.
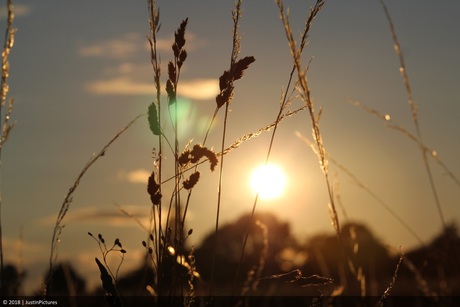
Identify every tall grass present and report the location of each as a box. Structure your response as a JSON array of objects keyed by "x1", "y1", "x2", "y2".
[
  {"x1": 378, "y1": 0, "x2": 446, "y2": 230},
  {"x1": 0, "y1": 0, "x2": 16, "y2": 294},
  {"x1": 233, "y1": 0, "x2": 324, "y2": 294},
  {"x1": 275, "y1": 0, "x2": 356, "y2": 292},
  {"x1": 210, "y1": 0, "x2": 256, "y2": 295},
  {"x1": 46, "y1": 114, "x2": 144, "y2": 295},
  {"x1": 145, "y1": 0, "x2": 234, "y2": 299},
  {"x1": 14, "y1": 0, "x2": 454, "y2": 303},
  {"x1": 276, "y1": 0, "x2": 340, "y2": 238}
]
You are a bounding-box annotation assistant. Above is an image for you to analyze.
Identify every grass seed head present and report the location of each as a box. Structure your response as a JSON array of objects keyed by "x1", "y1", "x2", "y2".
[
  {"x1": 147, "y1": 103, "x2": 161, "y2": 135},
  {"x1": 147, "y1": 171, "x2": 162, "y2": 205},
  {"x1": 173, "y1": 18, "x2": 188, "y2": 57},
  {"x1": 183, "y1": 171, "x2": 200, "y2": 190},
  {"x1": 114, "y1": 238, "x2": 122, "y2": 248}
]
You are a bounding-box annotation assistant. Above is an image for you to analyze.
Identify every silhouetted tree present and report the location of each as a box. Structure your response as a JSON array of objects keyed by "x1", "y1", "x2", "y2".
[
  {"x1": 395, "y1": 223, "x2": 460, "y2": 295},
  {"x1": 302, "y1": 222, "x2": 395, "y2": 295},
  {"x1": 194, "y1": 211, "x2": 300, "y2": 295}
]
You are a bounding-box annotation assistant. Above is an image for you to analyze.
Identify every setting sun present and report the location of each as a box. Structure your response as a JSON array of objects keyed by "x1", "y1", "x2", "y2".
[{"x1": 250, "y1": 164, "x2": 287, "y2": 200}]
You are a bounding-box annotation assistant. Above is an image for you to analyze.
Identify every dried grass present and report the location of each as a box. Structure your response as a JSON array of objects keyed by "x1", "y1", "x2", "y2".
[
  {"x1": 378, "y1": 249, "x2": 403, "y2": 306},
  {"x1": 296, "y1": 131, "x2": 426, "y2": 246},
  {"x1": 210, "y1": 0, "x2": 255, "y2": 295},
  {"x1": 379, "y1": 0, "x2": 446, "y2": 229},
  {"x1": 28, "y1": 0, "x2": 458, "y2": 302},
  {"x1": 46, "y1": 113, "x2": 144, "y2": 295},
  {"x1": 0, "y1": 0, "x2": 16, "y2": 291}
]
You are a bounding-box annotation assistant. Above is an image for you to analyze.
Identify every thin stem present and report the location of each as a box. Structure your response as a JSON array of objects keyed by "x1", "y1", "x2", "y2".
[
  {"x1": 210, "y1": 0, "x2": 243, "y2": 295},
  {"x1": 147, "y1": 0, "x2": 164, "y2": 294},
  {"x1": 0, "y1": 0, "x2": 15, "y2": 290},
  {"x1": 379, "y1": 0, "x2": 445, "y2": 229},
  {"x1": 232, "y1": 39, "x2": 299, "y2": 295},
  {"x1": 210, "y1": 101, "x2": 230, "y2": 296},
  {"x1": 349, "y1": 100, "x2": 460, "y2": 188},
  {"x1": 160, "y1": 105, "x2": 308, "y2": 186},
  {"x1": 46, "y1": 113, "x2": 144, "y2": 295},
  {"x1": 276, "y1": 0, "x2": 352, "y2": 290}
]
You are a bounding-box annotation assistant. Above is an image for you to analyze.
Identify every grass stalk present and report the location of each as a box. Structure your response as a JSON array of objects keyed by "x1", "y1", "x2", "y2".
[
  {"x1": 46, "y1": 113, "x2": 144, "y2": 295},
  {"x1": 296, "y1": 132, "x2": 426, "y2": 246},
  {"x1": 378, "y1": 0, "x2": 446, "y2": 229},
  {"x1": 159, "y1": 105, "x2": 308, "y2": 187},
  {"x1": 166, "y1": 16, "x2": 188, "y2": 294},
  {"x1": 276, "y1": 0, "x2": 355, "y2": 291},
  {"x1": 210, "y1": 101, "x2": 229, "y2": 296},
  {"x1": 0, "y1": 0, "x2": 16, "y2": 291},
  {"x1": 349, "y1": 100, "x2": 460, "y2": 189},
  {"x1": 233, "y1": 0, "x2": 324, "y2": 293},
  {"x1": 210, "y1": 0, "x2": 247, "y2": 294},
  {"x1": 146, "y1": 0, "x2": 164, "y2": 294},
  {"x1": 276, "y1": 0, "x2": 336, "y2": 235},
  {"x1": 378, "y1": 249, "x2": 403, "y2": 306}
]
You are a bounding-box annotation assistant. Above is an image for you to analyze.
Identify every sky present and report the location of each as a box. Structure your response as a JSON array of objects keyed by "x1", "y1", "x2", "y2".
[{"x1": 1, "y1": 0, "x2": 459, "y2": 294}]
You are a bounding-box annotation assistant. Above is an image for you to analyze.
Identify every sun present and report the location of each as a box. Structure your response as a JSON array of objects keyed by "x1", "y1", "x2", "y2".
[{"x1": 250, "y1": 164, "x2": 287, "y2": 200}]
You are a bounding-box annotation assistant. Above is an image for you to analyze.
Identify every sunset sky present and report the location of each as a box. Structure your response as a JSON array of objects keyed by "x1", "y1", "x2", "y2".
[{"x1": 2, "y1": 0, "x2": 459, "y2": 293}]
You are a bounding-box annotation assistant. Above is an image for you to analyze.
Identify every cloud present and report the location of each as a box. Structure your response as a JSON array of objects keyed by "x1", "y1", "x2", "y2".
[
  {"x1": 86, "y1": 77, "x2": 219, "y2": 100},
  {"x1": 118, "y1": 168, "x2": 151, "y2": 184},
  {"x1": 0, "y1": 4, "x2": 32, "y2": 19},
  {"x1": 81, "y1": 32, "x2": 215, "y2": 99},
  {"x1": 39, "y1": 205, "x2": 152, "y2": 229},
  {"x1": 78, "y1": 33, "x2": 145, "y2": 59},
  {"x1": 78, "y1": 31, "x2": 206, "y2": 60},
  {"x1": 177, "y1": 79, "x2": 220, "y2": 100},
  {"x1": 86, "y1": 76, "x2": 155, "y2": 95}
]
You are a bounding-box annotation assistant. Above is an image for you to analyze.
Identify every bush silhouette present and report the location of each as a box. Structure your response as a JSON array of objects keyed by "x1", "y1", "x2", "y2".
[{"x1": 194, "y1": 211, "x2": 298, "y2": 294}]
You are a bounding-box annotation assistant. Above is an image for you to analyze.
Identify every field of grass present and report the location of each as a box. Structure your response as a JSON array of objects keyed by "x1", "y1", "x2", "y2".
[{"x1": 1, "y1": 0, "x2": 459, "y2": 306}]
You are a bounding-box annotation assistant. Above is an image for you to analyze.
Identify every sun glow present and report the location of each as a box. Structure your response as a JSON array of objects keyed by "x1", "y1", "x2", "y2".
[{"x1": 250, "y1": 164, "x2": 287, "y2": 200}]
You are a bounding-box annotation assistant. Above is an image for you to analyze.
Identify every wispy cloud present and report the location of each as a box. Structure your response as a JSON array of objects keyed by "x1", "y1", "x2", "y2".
[
  {"x1": 78, "y1": 33, "x2": 146, "y2": 59},
  {"x1": 86, "y1": 76, "x2": 154, "y2": 95},
  {"x1": 86, "y1": 76, "x2": 219, "y2": 100},
  {"x1": 177, "y1": 79, "x2": 220, "y2": 100},
  {"x1": 81, "y1": 32, "x2": 215, "y2": 99},
  {"x1": 118, "y1": 168, "x2": 151, "y2": 184},
  {"x1": 39, "y1": 205, "x2": 152, "y2": 229},
  {"x1": 78, "y1": 31, "x2": 206, "y2": 59},
  {"x1": 78, "y1": 33, "x2": 219, "y2": 100},
  {"x1": 0, "y1": 4, "x2": 32, "y2": 19}
]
